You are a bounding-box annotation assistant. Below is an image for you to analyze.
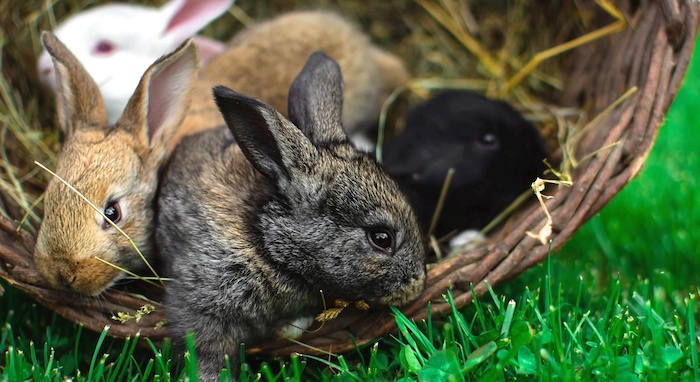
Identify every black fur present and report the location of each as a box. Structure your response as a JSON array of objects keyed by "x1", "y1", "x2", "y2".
[{"x1": 382, "y1": 90, "x2": 548, "y2": 237}]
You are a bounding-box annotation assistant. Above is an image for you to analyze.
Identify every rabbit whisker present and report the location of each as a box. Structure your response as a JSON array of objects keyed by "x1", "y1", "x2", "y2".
[
  {"x1": 124, "y1": 276, "x2": 173, "y2": 282},
  {"x1": 94, "y1": 256, "x2": 163, "y2": 289}
]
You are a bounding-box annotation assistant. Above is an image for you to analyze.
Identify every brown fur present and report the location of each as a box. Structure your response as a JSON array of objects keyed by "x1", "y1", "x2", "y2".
[
  {"x1": 33, "y1": 33, "x2": 198, "y2": 296},
  {"x1": 169, "y1": 10, "x2": 409, "y2": 151}
]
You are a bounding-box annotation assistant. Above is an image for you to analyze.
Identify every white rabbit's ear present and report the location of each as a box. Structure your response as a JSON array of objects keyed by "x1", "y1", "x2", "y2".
[
  {"x1": 160, "y1": 0, "x2": 233, "y2": 46},
  {"x1": 118, "y1": 39, "x2": 199, "y2": 162},
  {"x1": 40, "y1": 31, "x2": 108, "y2": 136},
  {"x1": 192, "y1": 35, "x2": 226, "y2": 65}
]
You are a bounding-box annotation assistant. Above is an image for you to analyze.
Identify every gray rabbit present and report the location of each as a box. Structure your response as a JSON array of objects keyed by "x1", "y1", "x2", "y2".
[{"x1": 156, "y1": 52, "x2": 426, "y2": 380}]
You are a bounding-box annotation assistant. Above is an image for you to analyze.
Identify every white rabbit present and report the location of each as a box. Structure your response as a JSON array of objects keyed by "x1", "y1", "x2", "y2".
[{"x1": 37, "y1": 0, "x2": 233, "y2": 123}]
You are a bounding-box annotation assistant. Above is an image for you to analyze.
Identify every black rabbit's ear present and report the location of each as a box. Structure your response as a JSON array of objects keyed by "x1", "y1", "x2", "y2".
[
  {"x1": 214, "y1": 86, "x2": 316, "y2": 184},
  {"x1": 287, "y1": 51, "x2": 348, "y2": 145}
]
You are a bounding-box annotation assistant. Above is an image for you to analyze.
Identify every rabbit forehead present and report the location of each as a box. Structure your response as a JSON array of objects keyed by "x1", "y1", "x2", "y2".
[
  {"x1": 56, "y1": 4, "x2": 167, "y2": 45},
  {"x1": 52, "y1": 5, "x2": 171, "y2": 86},
  {"x1": 48, "y1": 129, "x2": 145, "y2": 207},
  {"x1": 315, "y1": 150, "x2": 416, "y2": 229}
]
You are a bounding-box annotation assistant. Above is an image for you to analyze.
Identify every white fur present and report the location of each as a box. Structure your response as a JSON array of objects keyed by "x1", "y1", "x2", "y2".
[
  {"x1": 449, "y1": 229, "x2": 485, "y2": 251},
  {"x1": 276, "y1": 316, "x2": 315, "y2": 340},
  {"x1": 38, "y1": 0, "x2": 232, "y2": 123}
]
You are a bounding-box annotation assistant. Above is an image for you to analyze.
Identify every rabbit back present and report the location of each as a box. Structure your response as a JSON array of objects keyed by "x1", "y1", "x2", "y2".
[{"x1": 173, "y1": 10, "x2": 408, "y2": 150}]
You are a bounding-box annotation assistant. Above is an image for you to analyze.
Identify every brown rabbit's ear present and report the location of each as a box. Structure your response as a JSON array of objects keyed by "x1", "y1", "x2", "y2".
[
  {"x1": 287, "y1": 51, "x2": 347, "y2": 145},
  {"x1": 118, "y1": 38, "x2": 198, "y2": 162},
  {"x1": 214, "y1": 86, "x2": 316, "y2": 184},
  {"x1": 40, "y1": 32, "x2": 108, "y2": 136}
]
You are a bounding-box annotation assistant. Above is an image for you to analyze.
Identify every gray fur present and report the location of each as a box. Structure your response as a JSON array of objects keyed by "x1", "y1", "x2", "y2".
[{"x1": 156, "y1": 53, "x2": 426, "y2": 381}]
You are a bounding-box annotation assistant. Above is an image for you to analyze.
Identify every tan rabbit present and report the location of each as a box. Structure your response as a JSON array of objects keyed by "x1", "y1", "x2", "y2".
[
  {"x1": 33, "y1": 32, "x2": 198, "y2": 296},
  {"x1": 170, "y1": 10, "x2": 409, "y2": 151}
]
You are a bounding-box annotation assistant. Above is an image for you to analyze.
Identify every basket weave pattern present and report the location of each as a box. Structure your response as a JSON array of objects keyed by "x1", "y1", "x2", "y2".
[{"x1": 0, "y1": 0, "x2": 698, "y2": 356}]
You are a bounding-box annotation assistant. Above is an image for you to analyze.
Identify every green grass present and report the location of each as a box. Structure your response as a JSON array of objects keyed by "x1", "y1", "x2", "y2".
[{"x1": 2, "y1": 20, "x2": 700, "y2": 382}]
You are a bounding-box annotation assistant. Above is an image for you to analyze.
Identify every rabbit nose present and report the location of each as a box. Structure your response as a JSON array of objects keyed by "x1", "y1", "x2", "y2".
[{"x1": 56, "y1": 265, "x2": 78, "y2": 288}]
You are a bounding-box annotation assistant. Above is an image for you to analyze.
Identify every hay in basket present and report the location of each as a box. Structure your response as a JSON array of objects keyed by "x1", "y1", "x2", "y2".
[{"x1": 0, "y1": 0, "x2": 697, "y2": 357}]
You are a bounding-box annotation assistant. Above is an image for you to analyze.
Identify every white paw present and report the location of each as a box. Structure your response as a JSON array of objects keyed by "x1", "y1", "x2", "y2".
[
  {"x1": 349, "y1": 133, "x2": 376, "y2": 153},
  {"x1": 449, "y1": 229, "x2": 485, "y2": 251},
  {"x1": 276, "y1": 316, "x2": 315, "y2": 339}
]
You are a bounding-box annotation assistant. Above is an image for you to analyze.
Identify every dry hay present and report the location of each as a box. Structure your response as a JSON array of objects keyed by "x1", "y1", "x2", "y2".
[{"x1": 0, "y1": 0, "x2": 697, "y2": 356}]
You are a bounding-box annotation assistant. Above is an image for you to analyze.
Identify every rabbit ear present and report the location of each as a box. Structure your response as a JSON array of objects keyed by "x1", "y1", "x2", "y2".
[
  {"x1": 214, "y1": 86, "x2": 316, "y2": 184},
  {"x1": 191, "y1": 35, "x2": 226, "y2": 65},
  {"x1": 118, "y1": 38, "x2": 198, "y2": 162},
  {"x1": 40, "y1": 32, "x2": 108, "y2": 136},
  {"x1": 287, "y1": 51, "x2": 348, "y2": 145},
  {"x1": 160, "y1": 0, "x2": 233, "y2": 45}
]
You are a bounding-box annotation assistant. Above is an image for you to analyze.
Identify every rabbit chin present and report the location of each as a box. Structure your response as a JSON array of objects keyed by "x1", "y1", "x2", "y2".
[{"x1": 35, "y1": 254, "x2": 123, "y2": 296}]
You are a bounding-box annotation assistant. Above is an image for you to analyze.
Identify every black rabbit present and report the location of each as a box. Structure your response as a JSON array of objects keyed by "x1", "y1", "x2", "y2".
[{"x1": 383, "y1": 90, "x2": 548, "y2": 242}]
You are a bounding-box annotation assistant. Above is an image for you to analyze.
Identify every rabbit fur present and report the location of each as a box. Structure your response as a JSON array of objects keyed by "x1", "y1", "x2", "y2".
[
  {"x1": 172, "y1": 10, "x2": 409, "y2": 151},
  {"x1": 382, "y1": 90, "x2": 548, "y2": 241},
  {"x1": 37, "y1": 0, "x2": 232, "y2": 124},
  {"x1": 156, "y1": 52, "x2": 426, "y2": 380},
  {"x1": 33, "y1": 32, "x2": 198, "y2": 296}
]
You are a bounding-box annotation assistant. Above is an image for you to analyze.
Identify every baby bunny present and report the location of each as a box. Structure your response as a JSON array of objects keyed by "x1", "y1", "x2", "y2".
[
  {"x1": 382, "y1": 90, "x2": 548, "y2": 241},
  {"x1": 174, "y1": 10, "x2": 409, "y2": 150},
  {"x1": 33, "y1": 32, "x2": 198, "y2": 296},
  {"x1": 157, "y1": 52, "x2": 426, "y2": 380},
  {"x1": 37, "y1": 0, "x2": 232, "y2": 123}
]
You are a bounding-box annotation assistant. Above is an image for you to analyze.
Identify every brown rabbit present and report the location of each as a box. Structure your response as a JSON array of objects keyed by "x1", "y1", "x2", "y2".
[
  {"x1": 33, "y1": 32, "x2": 198, "y2": 296},
  {"x1": 171, "y1": 10, "x2": 409, "y2": 151}
]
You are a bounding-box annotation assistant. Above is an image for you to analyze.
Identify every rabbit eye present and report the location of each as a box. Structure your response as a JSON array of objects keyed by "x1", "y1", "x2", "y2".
[
  {"x1": 478, "y1": 132, "x2": 499, "y2": 148},
  {"x1": 93, "y1": 40, "x2": 115, "y2": 55},
  {"x1": 102, "y1": 201, "x2": 122, "y2": 229},
  {"x1": 367, "y1": 228, "x2": 395, "y2": 254}
]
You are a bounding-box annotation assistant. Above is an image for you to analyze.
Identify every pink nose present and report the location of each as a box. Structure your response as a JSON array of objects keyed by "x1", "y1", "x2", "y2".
[{"x1": 37, "y1": 52, "x2": 56, "y2": 88}]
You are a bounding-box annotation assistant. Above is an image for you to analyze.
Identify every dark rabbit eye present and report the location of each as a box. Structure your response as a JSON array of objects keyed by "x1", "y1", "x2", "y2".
[
  {"x1": 93, "y1": 40, "x2": 115, "y2": 55},
  {"x1": 367, "y1": 228, "x2": 395, "y2": 254},
  {"x1": 102, "y1": 200, "x2": 121, "y2": 229},
  {"x1": 478, "y1": 132, "x2": 499, "y2": 148}
]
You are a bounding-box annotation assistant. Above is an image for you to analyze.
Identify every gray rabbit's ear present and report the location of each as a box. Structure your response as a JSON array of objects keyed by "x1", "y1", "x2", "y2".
[
  {"x1": 118, "y1": 38, "x2": 198, "y2": 163},
  {"x1": 41, "y1": 31, "x2": 108, "y2": 136},
  {"x1": 214, "y1": 86, "x2": 316, "y2": 184},
  {"x1": 287, "y1": 51, "x2": 348, "y2": 144}
]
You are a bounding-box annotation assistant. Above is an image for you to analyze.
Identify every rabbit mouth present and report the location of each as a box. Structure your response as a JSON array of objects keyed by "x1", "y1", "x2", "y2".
[
  {"x1": 376, "y1": 274, "x2": 426, "y2": 307},
  {"x1": 36, "y1": 255, "x2": 123, "y2": 297}
]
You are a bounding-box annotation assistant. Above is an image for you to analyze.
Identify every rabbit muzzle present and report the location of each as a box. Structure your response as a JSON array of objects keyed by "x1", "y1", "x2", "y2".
[
  {"x1": 34, "y1": 253, "x2": 121, "y2": 296},
  {"x1": 376, "y1": 270, "x2": 426, "y2": 306}
]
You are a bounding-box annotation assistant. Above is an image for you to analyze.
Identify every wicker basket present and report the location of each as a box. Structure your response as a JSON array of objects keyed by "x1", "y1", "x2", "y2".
[{"x1": 0, "y1": 0, "x2": 697, "y2": 357}]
